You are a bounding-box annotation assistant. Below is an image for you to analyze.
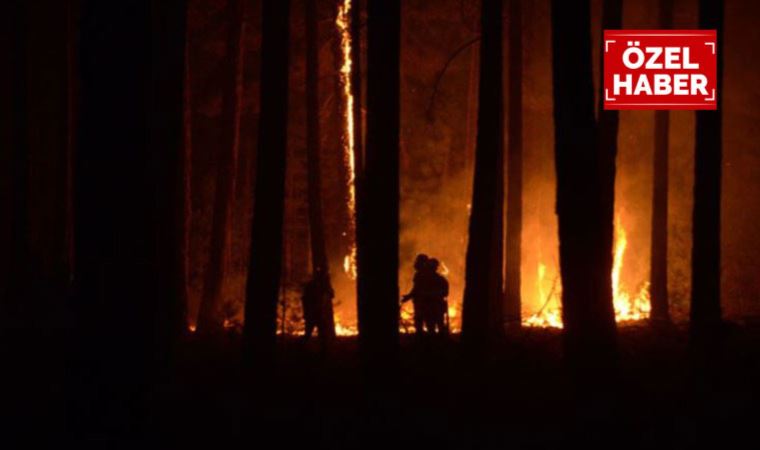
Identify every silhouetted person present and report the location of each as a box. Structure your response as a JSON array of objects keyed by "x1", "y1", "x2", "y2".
[
  {"x1": 301, "y1": 268, "x2": 334, "y2": 347},
  {"x1": 401, "y1": 254, "x2": 433, "y2": 336},
  {"x1": 426, "y1": 258, "x2": 450, "y2": 335}
]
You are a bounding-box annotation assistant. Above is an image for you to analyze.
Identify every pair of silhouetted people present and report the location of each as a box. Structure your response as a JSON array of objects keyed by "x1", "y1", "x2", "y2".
[
  {"x1": 300, "y1": 254, "x2": 450, "y2": 343},
  {"x1": 401, "y1": 253, "x2": 450, "y2": 336}
]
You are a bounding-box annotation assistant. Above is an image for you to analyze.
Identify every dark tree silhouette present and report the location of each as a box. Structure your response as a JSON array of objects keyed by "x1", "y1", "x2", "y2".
[
  {"x1": 595, "y1": 0, "x2": 622, "y2": 336},
  {"x1": 550, "y1": 0, "x2": 617, "y2": 366},
  {"x1": 504, "y1": 0, "x2": 523, "y2": 327},
  {"x1": 351, "y1": 0, "x2": 364, "y2": 174},
  {"x1": 181, "y1": 11, "x2": 193, "y2": 332},
  {"x1": 305, "y1": 0, "x2": 336, "y2": 340},
  {"x1": 690, "y1": 0, "x2": 724, "y2": 347},
  {"x1": 357, "y1": 0, "x2": 400, "y2": 357},
  {"x1": 153, "y1": 0, "x2": 191, "y2": 345},
  {"x1": 197, "y1": 0, "x2": 244, "y2": 334},
  {"x1": 244, "y1": 0, "x2": 290, "y2": 362},
  {"x1": 72, "y1": 0, "x2": 187, "y2": 431},
  {"x1": 4, "y1": 1, "x2": 31, "y2": 320},
  {"x1": 462, "y1": 0, "x2": 505, "y2": 349},
  {"x1": 650, "y1": 0, "x2": 674, "y2": 324}
]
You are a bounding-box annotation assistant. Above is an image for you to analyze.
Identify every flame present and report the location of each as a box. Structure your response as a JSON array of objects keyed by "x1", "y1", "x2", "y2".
[
  {"x1": 337, "y1": 0, "x2": 358, "y2": 280},
  {"x1": 275, "y1": 314, "x2": 358, "y2": 337},
  {"x1": 523, "y1": 216, "x2": 651, "y2": 328}
]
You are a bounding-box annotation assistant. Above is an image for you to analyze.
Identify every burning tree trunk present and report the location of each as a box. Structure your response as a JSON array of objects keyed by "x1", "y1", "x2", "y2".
[
  {"x1": 357, "y1": 0, "x2": 400, "y2": 356},
  {"x1": 462, "y1": 0, "x2": 505, "y2": 349},
  {"x1": 650, "y1": 0, "x2": 674, "y2": 324},
  {"x1": 690, "y1": 0, "x2": 724, "y2": 347},
  {"x1": 550, "y1": 0, "x2": 617, "y2": 366},
  {"x1": 305, "y1": 0, "x2": 336, "y2": 340},
  {"x1": 197, "y1": 0, "x2": 244, "y2": 334},
  {"x1": 504, "y1": 0, "x2": 523, "y2": 327},
  {"x1": 244, "y1": 0, "x2": 290, "y2": 361}
]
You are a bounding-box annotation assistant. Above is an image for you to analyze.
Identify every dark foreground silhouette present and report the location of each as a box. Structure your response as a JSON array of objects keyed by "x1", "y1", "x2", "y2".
[{"x1": 16, "y1": 321, "x2": 760, "y2": 447}]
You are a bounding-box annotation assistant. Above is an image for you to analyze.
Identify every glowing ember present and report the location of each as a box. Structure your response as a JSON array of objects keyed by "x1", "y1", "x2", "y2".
[
  {"x1": 523, "y1": 217, "x2": 651, "y2": 328},
  {"x1": 336, "y1": 0, "x2": 358, "y2": 280}
]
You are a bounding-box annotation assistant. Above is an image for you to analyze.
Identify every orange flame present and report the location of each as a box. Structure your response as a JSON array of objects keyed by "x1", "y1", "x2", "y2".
[{"x1": 523, "y1": 216, "x2": 651, "y2": 328}]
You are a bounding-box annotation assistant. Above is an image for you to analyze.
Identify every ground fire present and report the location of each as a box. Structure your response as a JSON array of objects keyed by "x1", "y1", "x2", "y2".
[{"x1": 524, "y1": 216, "x2": 651, "y2": 328}]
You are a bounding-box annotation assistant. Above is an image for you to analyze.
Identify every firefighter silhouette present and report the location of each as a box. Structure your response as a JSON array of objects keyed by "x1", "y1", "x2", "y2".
[{"x1": 401, "y1": 254, "x2": 449, "y2": 336}]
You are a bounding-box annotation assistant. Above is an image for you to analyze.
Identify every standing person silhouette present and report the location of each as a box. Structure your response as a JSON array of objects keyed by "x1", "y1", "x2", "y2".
[
  {"x1": 426, "y1": 258, "x2": 450, "y2": 336},
  {"x1": 401, "y1": 254, "x2": 433, "y2": 336}
]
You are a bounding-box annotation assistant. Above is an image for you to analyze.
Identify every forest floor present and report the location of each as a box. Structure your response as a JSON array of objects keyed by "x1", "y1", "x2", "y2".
[
  {"x1": 10, "y1": 322, "x2": 760, "y2": 447},
  {"x1": 152, "y1": 323, "x2": 760, "y2": 448}
]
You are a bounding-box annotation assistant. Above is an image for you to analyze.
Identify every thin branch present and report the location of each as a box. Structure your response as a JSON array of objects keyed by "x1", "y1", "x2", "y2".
[{"x1": 425, "y1": 35, "x2": 480, "y2": 121}]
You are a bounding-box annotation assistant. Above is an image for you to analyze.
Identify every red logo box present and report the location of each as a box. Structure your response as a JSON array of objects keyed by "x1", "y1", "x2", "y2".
[{"x1": 603, "y1": 30, "x2": 717, "y2": 110}]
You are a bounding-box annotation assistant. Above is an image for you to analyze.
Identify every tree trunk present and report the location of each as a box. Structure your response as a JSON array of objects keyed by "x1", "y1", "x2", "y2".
[
  {"x1": 357, "y1": 0, "x2": 400, "y2": 358},
  {"x1": 690, "y1": 0, "x2": 723, "y2": 347},
  {"x1": 650, "y1": 0, "x2": 673, "y2": 324},
  {"x1": 152, "y1": 0, "x2": 190, "y2": 347},
  {"x1": 504, "y1": 0, "x2": 523, "y2": 327},
  {"x1": 5, "y1": 1, "x2": 31, "y2": 321},
  {"x1": 66, "y1": 0, "x2": 78, "y2": 290},
  {"x1": 461, "y1": 0, "x2": 505, "y2": 349},
  {"x1": 595, "y1": 0, "x2": 622, "y2": 334},
  {"x1": 72, "y1": 0, "x2": 187, "y2": 432},
  {"x1": 550, "y1": 0, "x2": 617, "y2": 368},
  {"x1": 464, "y1": 44, "x2": 479, "y2": 173},
  {"x1": 306, "y1": 0, "x2": 335, "y2": 340},
  {"x1": 181, "y1": 8, "x2": 193, "y2": 332},
  {"x1": 244, "y1": 0, "x2": 291, "y2": 362},
  {"x1": 351, "y1": 0, "x2": 364, "y2": 175},
  {"x1": 197, "y1": 0, "x2": 244, "y2": 334}
]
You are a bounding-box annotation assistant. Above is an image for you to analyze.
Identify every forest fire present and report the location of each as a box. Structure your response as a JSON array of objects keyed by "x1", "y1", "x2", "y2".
[
  {"x1": 523, "y1": 217, "x2": 651, "y2": 328},
  {"x1": 337, "y1": 0, "x2": 358, "y2": 280}
]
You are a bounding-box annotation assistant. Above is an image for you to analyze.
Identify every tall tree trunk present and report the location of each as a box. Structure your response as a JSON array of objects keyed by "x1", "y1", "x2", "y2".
[
  {"x1": 152, "y1": 0, "x2": 190, "y2": 347},
  {"x1": 690, "y1": 0, "x2": 723, "y2": 347},
  {"x1": 504, "y1": 0, "x2": 523, "y2": 327},
  {"x1": 594, "y1": 0, "x2": 622, "y2": 334},
  {"x1": 306, "y1": 0, "x2": 335, "y2": 339},
  {"x1": 72, "y1": 0, "x2": 186, "y2": 432},
  {"x1": 181, "y1": 8, "x2": 194, "y2": 332},
  {"x1": 197, "y1": 0, "x2": 244, "y2": 334},
  {"x1": 357, "y1": 0, "x2": 400, "y2": 357},
  {"x1": 650, "y1": 0, "x2": 673, "y2": 324},
  {"x1": 66, "y1": 0, "x2": 78, "y2": 289},
  {"x1": 26, "y1": 1, "x2": 72, "y2": 302},
  {"x1": 351, "y1": 0, "x2": 364, "y2": 175},
  {"x1": 464, "y1": 44, "x2": 479, "y2": 173},
  {"x1": 4, "y1": 1, "x2": 30, "y2": 321},
  {"x1": 462, "y1": 0, "x2": 505, "y2": 349},
  {"x1": 244, "y1": 0, "x2": 291, "y2": 362},
  {"x1": 550, "y1": 0, "x2": 617, "y2": 368}
]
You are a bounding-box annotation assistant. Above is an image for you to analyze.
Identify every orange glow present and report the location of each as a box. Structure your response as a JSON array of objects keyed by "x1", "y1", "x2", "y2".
[{"x1": 523, "y1": 216, "x2": 651, "y2": 328}]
